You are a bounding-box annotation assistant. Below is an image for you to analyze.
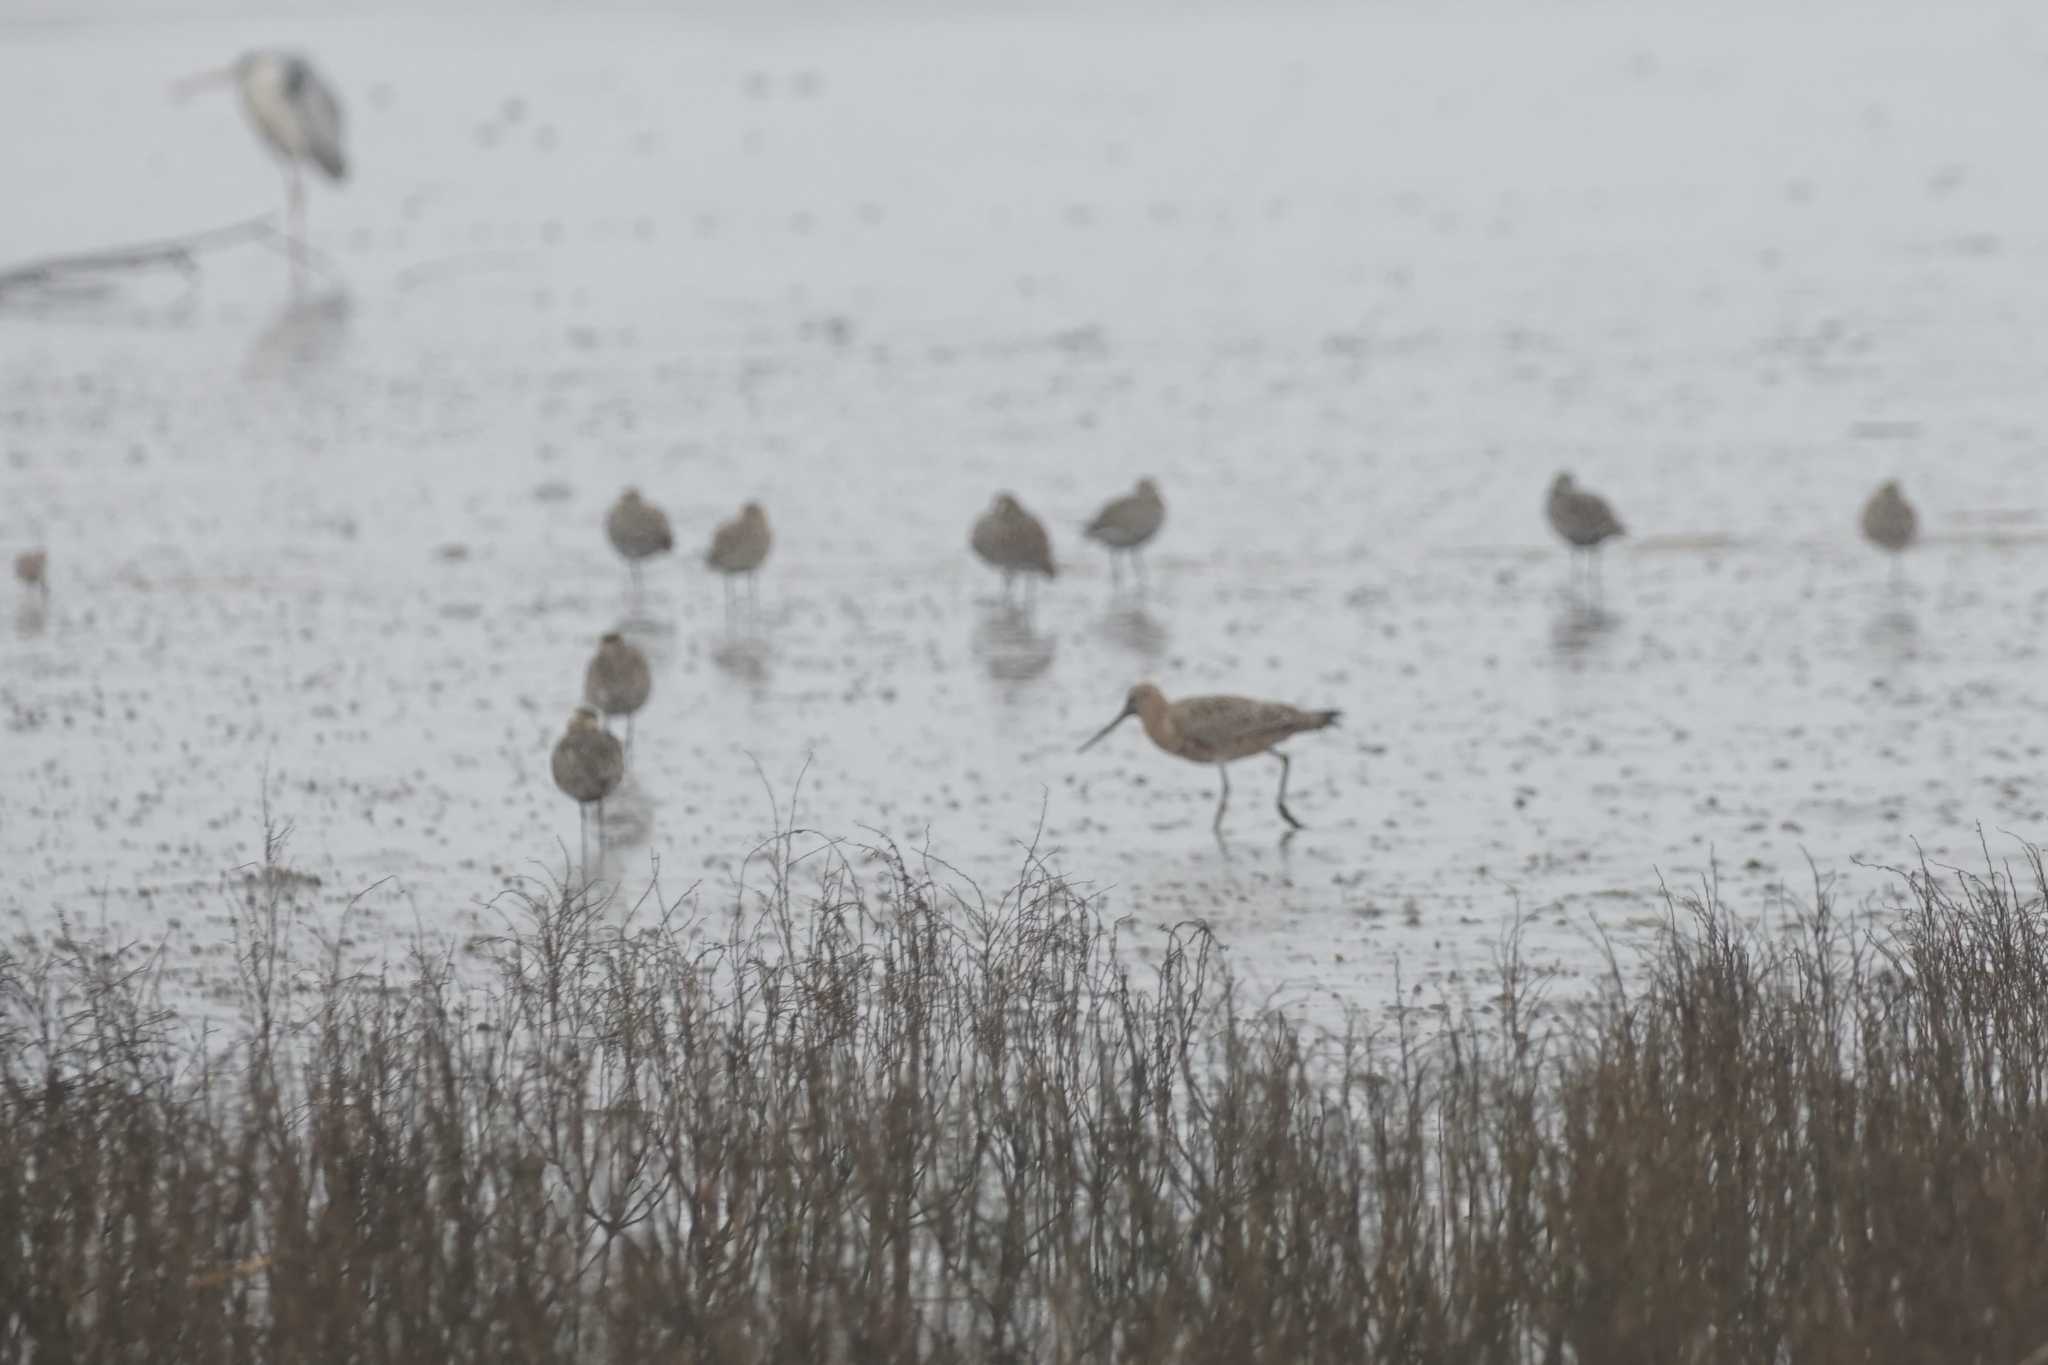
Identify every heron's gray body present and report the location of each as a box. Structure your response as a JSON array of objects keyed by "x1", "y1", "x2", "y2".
[{"x1": 236, "y1": 51, "x2": 346, "y2": 181}]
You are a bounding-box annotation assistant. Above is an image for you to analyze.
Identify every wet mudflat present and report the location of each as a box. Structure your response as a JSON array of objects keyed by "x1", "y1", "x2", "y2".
[{"x1": 5, "y1": 1, "x2": 2048, "y2": 1020}]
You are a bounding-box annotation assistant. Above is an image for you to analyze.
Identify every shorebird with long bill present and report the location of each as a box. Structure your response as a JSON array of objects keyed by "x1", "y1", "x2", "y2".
[{"x1": 1080, "y1": 682, "x2": 1341, "y2": 833}]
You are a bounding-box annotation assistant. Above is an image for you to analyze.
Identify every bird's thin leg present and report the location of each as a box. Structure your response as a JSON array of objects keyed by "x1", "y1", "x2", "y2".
[
  {"x1": 1134, "y1": 549, "x2": 1148, "y2": 595},
  {"x1": 630, "y1": 560, "x2": 643, "y2": 594},
  {"x1": 1212, "y1": 764, "x2": 1232, "y2": 832},
  {"x1": 597, "y1": 798, "x2": 608, "y2": 855},
  {"x1": 1273, "y1": 751, "x2": 1304, "y2": 830},
  {"x1": 578, "y1": 805, "x2": 589, "y2": 874},
  {"x1": 287, "y1": 163, "x2": 306, "y2": 293},
  {"x1": 624, "y1": 713, "x2": 635, "y2": 760},
  {"x1": 1108, "y1": 551, "x2": 1122, "y2": 592},
  {"x1": 1890, "y1": 554, "x2": 1903, "y2": 591}
]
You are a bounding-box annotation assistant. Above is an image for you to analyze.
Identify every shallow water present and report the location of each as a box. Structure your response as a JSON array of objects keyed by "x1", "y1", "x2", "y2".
[{"x1": 5, "y1": 2, "x2": 2048, "y2": 1019}]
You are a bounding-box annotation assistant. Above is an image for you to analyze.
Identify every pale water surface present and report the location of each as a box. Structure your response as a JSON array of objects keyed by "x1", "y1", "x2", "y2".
[{"x1": 4, "y1": 1, "x2": 2048, "y2": 1019}]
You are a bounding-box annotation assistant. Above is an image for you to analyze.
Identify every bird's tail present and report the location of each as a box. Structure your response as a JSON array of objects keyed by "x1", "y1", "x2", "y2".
[{"x1": 1312, "y1": 709, "x2": 1341, "y2": 730}]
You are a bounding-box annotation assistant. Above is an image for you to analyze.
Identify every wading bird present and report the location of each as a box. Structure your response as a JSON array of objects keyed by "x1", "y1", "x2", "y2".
[
  {"x1": 606, "y1": 489, "x2": 674, "y2": 589},
  {"x1": 13, "y1": 549, "x2": 47, "y2": 599},
  {"x1": 552, "y1": 705, "x2": 624, "y2": 866},
  {"x1": 1860, "y1": 479, "x2": 1918, "y2": 583},
  {"x1": 1546, "y1": 472, "x2": 1626, "y2": 586},
  {"x1": 1079, "y1": 682, "x2": 1341, "y2": 833},
  {"x1": 175, "y1": 52, "x2": 346, "y2": 275},
  {"x1": 971, "y1": 493, "x2": 1056, "y2": 599},
  {"x1": 583, "y1": 632, "x2": 652, "y2": 750},
  {"x1": 1083, "y1": 478, "x2": 1164, "y2": 588},
  {"x1": 705, "y1": 502, "x2": 771, "y2": 614}
]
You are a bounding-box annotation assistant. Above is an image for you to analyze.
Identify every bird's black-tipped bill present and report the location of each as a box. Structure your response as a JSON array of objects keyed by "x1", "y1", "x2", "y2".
[{"x1": 1078, "y1": 706, "x2": 1134, "y2": 753}]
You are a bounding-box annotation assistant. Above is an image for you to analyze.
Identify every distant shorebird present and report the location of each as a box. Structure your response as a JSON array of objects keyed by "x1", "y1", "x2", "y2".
[
  {"x1": 1080, "y1": 682, "x2": 1342, "y2": 833},
  {"x1": 606, "y1": 489, "x2": 674, "y2": 589},
  {"x1": 551, "y1": 705, "x2": 625, "y2": 866},
  {"x1": 583, "y1": 632, "x2": 651, "y2": 749},
  {"x1": 13, "y1": 549, "x2": 47, "y2": 598},
  {"x1": 705, "y1": 502, "x2": 771, "y2": 613},
  {"x1": 1546, "y1": 472, "x2": 1626, "y2": 585},
  {"x1": 1083, "y1": 478, "x2": 1164, "y2": 588},
  {"x1": 175, "y1": 52, "x2": 345, "y2": 278},
  {"x1": 1861, "y1": 479, "x2": 1918, "y2": 582},
  {"x1": 971, "y1": 493, "x2": 1056, "y2": 598}
]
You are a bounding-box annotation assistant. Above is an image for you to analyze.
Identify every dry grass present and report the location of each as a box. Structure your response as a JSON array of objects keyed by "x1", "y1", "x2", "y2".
[{"x1": 3, "y1": 829, "x2": 2047, "y2": 1363}]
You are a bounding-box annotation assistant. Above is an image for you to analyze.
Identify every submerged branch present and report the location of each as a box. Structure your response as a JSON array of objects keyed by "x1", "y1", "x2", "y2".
[{"x1": 0, "y1": 215, "x2": 279, "y2": 299}]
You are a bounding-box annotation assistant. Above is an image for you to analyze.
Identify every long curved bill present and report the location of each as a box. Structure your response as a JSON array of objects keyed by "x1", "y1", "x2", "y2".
[
  {"x1": 170, "y1": 66, "x2": 236, "y2": 100},
  {"x1": 1078, "y1": 705, "x2": 1134, "y2": 753}
]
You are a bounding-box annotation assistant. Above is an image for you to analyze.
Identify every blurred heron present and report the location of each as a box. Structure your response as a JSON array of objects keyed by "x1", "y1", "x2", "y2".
[{"x1": 176, "y1": 52, "x2": 346, "y2": 277}]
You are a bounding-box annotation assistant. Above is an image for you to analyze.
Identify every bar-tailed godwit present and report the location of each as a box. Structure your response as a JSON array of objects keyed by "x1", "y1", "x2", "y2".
[
  {"x1": 605, "y1": 489, "x2": 673, "y2": 589},
  {"x1": 1083, "y1": 478, "x2": 1164, "y2": 587},
  {"x1": 1080, "y1": 682, "x2": 1341, "y2": 832},
  {"x1": 971, "y1": 493, "x2": 1056, "y2": 597},
  {"x1": 705, "y1": 502, "x2": 771, "y2": 613},
  {"x1": 552, "y1": 705, "x2": 625, "y2": 865},
  {"x1": 583, "y1": 632, "x2": 651, "y2": 749},
  {"x1": 13, "y1": 549, "x2": 47, "y2": 598},
  {"x1": 1861, "y1": 479, "x2": 1918, "y2": 582},
  {"x1": 1546, "y1": 472, "x2": 1625, "y2": 585}
]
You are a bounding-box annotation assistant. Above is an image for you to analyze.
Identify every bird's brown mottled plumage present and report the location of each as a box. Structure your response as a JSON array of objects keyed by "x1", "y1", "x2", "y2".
[
  {"x1": 706, "y1": 502, "x2": 771, "y2": 576},
  {"x1": 972, "y1": 493, "x2": 1056, "y2": 585},
  {"x1": 1080, "y1": 682, "x2": 1341, "y2": 832}
]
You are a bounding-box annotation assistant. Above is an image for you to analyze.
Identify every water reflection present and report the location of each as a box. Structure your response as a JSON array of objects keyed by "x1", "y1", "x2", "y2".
[
  {"x1": 973, "y1": 603, "x2": 1056, "y2": 684},
  {"x1": 1096, "y1": 603, "x2": 1168, "y2": 658},
  {"x1": 711, "y1": 636, "x2": 773, "y2": 692},
  {"x1": 13, "y1": 600, "x2": 47, "y2": 639},
  {"x1": 244, "y1": 289, "x2": 352, "y2": 380},
  {"x1": 1863, "y1": 605, "x2": 1919, "y2": 663},
  {"x1": 1550, "y1": 598, "x2": 1619, "y2": 662}
]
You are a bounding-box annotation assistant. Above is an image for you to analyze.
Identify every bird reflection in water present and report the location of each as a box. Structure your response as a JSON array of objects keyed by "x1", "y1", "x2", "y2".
[
  {"x1": 244, "y1": 289, "x2": 351, "y2": 380},
  {"x1": 1550, "y1": 598, "x2": 1619, "y2": 662},
  {"x1": 973, "y1": 603, "x2": 1056, "y2": 684},
  {"x1": 1095, "y1": 603, "x2": 1168, "y2": 659},
  {"x1": 1863, "y1": 605, "x2": 1919, "y2": 663},
  {"x1": 711, "y1": 636, "x2": 773, "y2": 694}
]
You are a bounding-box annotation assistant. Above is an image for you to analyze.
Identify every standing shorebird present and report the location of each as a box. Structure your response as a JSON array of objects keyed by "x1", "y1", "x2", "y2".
[
  {"x1": 705, "y1": 502, "x2": 772, "y2": 616},
  {"x1": 1546, "y1": 472, "x2": 1626, "y2": 587},
  {"x1": 1083, "y1": 478, "x2": 1165, "y2": 589},
  {"x1": 1860, "y1": 479, "x2": 1918, "y2": 583},
  {"x1": 606, "y1": 489, "x2": 674, "y2": 590},
  {"x1": 551, "y1": 705, "x2": 625, "y2": 867},
  {"x1": 13, "y1": 549, "x2": 47, "y2": 599},
  {"x1": 174, "y1": 52, "x2": 346, "y2": 283},
  {"x1": 971, "y1": 493, "x2": 1057, "y2": 600},
  {"x1": 1079, "y1": 682, "x2": 1342, "y2": 833},
  {"x1": 583, "y1": 632, "x2": 652, "y2": 750}
]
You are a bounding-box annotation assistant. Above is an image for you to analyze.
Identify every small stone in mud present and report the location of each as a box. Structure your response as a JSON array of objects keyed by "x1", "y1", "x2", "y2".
[
  {"x1": 436, "y1": 543, "x2": 471, "y2": 562},
  {"x1": 533, "y1": 480, "x2": 574, "y2": 504}
]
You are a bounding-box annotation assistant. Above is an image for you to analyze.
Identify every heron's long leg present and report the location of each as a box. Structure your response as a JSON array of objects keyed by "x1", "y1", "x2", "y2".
[
  {"x1": 287, "y1": 163, "x2": 306, "y2": 292},
  {"x1": 1273, "y1": 751, "x2": 1304, "y2": 830},
  {"x1": 1212, "y1": 764, "x2": 1231, "y2": 832}
]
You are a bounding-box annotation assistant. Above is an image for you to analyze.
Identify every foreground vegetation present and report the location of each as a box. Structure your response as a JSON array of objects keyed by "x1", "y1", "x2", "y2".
[{"x1": 3, "y1": 830, "x2": 2047, "y2": 1364}]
